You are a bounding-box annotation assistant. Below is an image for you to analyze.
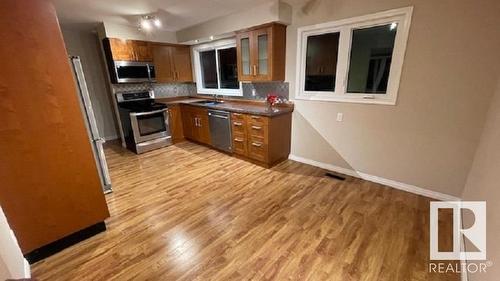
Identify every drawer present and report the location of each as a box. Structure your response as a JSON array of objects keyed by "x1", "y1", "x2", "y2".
[
  {"x1": 247, "y1": 115, "x2": 269, "y2": 127},
  {"x1": 248, "y1": 123, "x2": 267, "y2": 138},
  {"x1": 231, "y1": 112, "x2": 246, "y2": 122},
  {"x1": 232, "y1": 119, "x2": 247, "y2": 135},
  {"x1": 248, "y1": 136, "x2": 267, "y2": 162},
  {"x1": 232, "y1": 133, "x2": 247, "y2": 156}
]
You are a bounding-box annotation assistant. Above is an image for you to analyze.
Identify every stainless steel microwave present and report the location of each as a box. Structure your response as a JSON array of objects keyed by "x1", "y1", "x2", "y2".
[{"x1": 113, "y1": 61, "x2": 156, "y2": 83}]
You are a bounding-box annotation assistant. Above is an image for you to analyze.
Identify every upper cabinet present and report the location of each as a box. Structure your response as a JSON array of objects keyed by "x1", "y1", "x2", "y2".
[
  {"x1": 152, "y1": 44, "x2": 193, "y2": 83},
  {"x1": 236, "y1": 23, "x2": 287, "y2": 82},
  {"x1": 131, "y1": 40, "x2": 153, "y2": 61},
  {"x1": 103, "y1": 38, "x2": 153, "y2": 62}
]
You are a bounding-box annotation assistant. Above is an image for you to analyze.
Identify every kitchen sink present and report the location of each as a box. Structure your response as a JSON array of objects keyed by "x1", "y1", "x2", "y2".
[{"x1": 193, "y1": 100, "x2": 224, "y2": 106}]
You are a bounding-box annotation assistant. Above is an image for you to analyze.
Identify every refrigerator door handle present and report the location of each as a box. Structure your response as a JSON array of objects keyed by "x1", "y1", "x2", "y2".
[{"x1": 94, "y1": 138, "x2": 112, "y2": 187}]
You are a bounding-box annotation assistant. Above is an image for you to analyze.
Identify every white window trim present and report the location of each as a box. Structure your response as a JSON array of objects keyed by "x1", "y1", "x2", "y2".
[
  {"x1": 295, "y1": 7, "x2": 413, "y2": 105},
  {"x1": 192, "y1": 39, "x2": 242, "y2": 96}
]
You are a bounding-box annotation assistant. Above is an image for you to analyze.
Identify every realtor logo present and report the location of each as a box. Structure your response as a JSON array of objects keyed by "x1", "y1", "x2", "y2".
[{"x1": 430, "y1": 201, "x2": 486, "y2": 260}]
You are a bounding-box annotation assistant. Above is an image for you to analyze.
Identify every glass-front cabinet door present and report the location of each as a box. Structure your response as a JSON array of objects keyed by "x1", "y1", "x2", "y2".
[
  {"x1": 236, "y1": 23, "x2": 286, "y2": 82},
  {"x1": 254, "y1": 28, "x2": 270, "y2": 80},
  {"x1": 237, "y1": 32, "x2": 253, "y2": 81}
]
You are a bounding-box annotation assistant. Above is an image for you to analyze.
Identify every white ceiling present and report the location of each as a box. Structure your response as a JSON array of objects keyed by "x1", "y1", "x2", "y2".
[{"x1": 51, "y1": 0, "x2": 273, "y2": 31}]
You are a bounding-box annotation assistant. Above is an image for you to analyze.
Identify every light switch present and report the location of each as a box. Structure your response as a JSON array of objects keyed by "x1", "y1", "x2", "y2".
[{"x1": 336, "y1": 113, "x2": 343, "y2": 122}]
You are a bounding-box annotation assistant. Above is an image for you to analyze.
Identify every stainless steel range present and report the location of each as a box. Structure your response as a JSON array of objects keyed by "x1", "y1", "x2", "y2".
[{"x1": 116, "y1": 90, "x2": 172, "y2": 154}]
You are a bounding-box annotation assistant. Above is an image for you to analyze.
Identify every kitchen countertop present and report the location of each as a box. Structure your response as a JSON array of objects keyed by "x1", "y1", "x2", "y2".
[{"x1": 155, "y1": 97, "x2": 294, "y2": 117}]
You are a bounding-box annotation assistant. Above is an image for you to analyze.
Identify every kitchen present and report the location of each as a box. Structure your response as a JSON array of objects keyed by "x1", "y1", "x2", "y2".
[
  {"x1": 99, "y1": 22, "x2": 293, "y2": 167},
  {"x1": 1, "y1": 0, "x2": 500, "y2": 280}
]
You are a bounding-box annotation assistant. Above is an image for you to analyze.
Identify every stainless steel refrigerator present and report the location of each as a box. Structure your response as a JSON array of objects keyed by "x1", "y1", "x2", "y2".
[{"x1": 70, "y1": 56, "x2": 113, "y2": 194}]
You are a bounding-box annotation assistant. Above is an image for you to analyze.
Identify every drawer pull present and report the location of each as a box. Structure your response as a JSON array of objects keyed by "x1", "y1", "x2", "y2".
[
  {"x1": 233, "y1": 113, "x2": 242, "y2": 116},
  {"x1": 234, "y1": 138, "x2": 244, "y2": 142},
  {"x1": 251, "y1": 126, "x2": 262, "y2": 130},
  {"x1": 251, "y1": 142, "x2": 263, "y2": 147},
  {"x1": 233, "y1": 122, "x2": 243, "y2": 126},
  {"x1": 251, "y1": 116, "x2": 260, "y2": 119}
]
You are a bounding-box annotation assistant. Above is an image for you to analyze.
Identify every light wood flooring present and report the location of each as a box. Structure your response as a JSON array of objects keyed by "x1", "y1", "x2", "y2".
[{"x1": 31, "y1": 141, "x2": 459, "y2": 280}]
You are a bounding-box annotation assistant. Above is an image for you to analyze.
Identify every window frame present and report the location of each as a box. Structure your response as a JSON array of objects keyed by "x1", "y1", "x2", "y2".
[
  {"x1": 193, "y1": 39, "x2": 242, "y2": 96},
  {"x1": 295, "y1": 7, "x2": 413, "y2": 105}
]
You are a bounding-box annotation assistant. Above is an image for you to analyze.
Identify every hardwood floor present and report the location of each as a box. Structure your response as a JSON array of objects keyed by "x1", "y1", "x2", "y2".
[{"x1": 31, "y1": 141, "x2": 459, "y2": 281}]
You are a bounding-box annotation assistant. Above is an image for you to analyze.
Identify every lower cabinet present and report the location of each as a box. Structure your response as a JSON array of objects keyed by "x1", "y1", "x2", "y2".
[
  {"x1": 231, "y1": 112, "x2": 292, "y2": 166},
  {"x1": 178, "y1": 104, "x2": 292, "y2": 167},
  {"x1": 167, "y1": 104, "x2": 184, "y2": 143},
  {"x1": 181, "y1": 105, "x2": 211, "y2": 145}
]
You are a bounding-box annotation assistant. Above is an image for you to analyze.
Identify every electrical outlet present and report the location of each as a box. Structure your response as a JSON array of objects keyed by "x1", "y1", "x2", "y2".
[{"x1": 336, "y1": 113, "x2": 343, "y2": 122}]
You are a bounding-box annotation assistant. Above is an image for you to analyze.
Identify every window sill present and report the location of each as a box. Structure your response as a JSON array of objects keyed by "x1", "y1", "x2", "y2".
[
  {"x1": 294, "y1": 94, "x2": 397, "y2": 105},
  {"x1": 197, "y1": 88, "x2": 243, "y2": 97}
]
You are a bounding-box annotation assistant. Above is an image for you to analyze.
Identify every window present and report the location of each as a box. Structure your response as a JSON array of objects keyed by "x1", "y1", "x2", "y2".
[
  {"x1": 193, "y1": 39, "x2": 242, "y2": 96},
  {"x1": 305, "y1": 32, "x2": 340, "y2": 91},
  {"x1": 296, "y1": 7, "x2": 413, "y2": 105},
  {"x1": 200, "y1": 50, "x2": 218, "y2": 88}
]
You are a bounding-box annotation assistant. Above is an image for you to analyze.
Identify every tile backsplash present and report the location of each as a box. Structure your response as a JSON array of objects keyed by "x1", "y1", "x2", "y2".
[
  {"x1": 240, "y1": 82, "x2": 289, "y2": 100},
  {"x1": 153, "y1": 83, "x2": 197, "y2": 98},
  {"x1": 111, "y1": 81, "x2": 289, "y2": 101},
  {"x1": 111, "y1": 83, "x2": 197, "y2": 98}
]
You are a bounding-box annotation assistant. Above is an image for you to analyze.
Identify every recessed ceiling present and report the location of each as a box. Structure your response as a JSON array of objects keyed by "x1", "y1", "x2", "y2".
[{"x1": 51, "y1": 0, "x2": 273, "y2": 31}]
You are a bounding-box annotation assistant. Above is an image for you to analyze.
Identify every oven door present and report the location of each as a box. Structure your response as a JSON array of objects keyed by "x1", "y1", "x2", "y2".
[
  {"x1": 130, "y1": 109, "x2": 170, "y2": 143},
  {"x1": 114, "y1": 61, "x2": 153, "y2": 83}
]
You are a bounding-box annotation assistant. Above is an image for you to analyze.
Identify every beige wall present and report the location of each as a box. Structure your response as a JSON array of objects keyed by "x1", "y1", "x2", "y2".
[
  {"x1": 61, "y1": 26, "x2": 120, "y2": 140},
  {"x1": 285, "y1": 0, "x2": 500, "y2": 197},
  {"x1": 176, "y1": 0, "x2": 291, "y2": 43},
  {"x1": 461, "y1": 77, "x2": 500, "y2": 280},
  {"x1": 102, "y1": 21, "x2": 177, "y2": 43}
]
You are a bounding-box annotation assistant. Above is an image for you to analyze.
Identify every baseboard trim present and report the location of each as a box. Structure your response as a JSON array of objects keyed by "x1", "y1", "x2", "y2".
[
  {"x1": 23, "y1": 259, "x2": 31, "y2": 278},
  {"x1": 288, "y1": 154, "x2": 461, "y2": 201},
  {"x1": 24, "y1": 222, "x2": 106, "y2": 264}
]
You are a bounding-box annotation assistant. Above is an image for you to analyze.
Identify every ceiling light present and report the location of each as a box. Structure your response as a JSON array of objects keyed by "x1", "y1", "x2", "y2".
[
  {"x1": 154, "y1": 18, "x2": 161, "y2": 28},
  {"x1": 390, "y1": 22, "x2": 397, "y2": 30},
  {"x1": 194, "y1": 39, "x2": 199, "y2": 43},
  {"x1": 141, "y1": 19, "x2": 152, "y2": 30},
  {"x1": 209, "y1": 36, "x2": 214, "y2": 40},
  {"x1": 139, "y1": 15, "x2": 161, "y2": 32}
]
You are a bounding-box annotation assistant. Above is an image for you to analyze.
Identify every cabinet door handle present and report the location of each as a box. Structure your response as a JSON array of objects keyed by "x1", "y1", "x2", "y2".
[
  {"x1": 251, "y1": 126, "x2": 262, "y2": 130},
  {"x1": 251, "y1": 142, "x2": 262, "y2": 147},
  {"x1": 233, "y1": 121, "x2": 243, "y2": 126},
  {"x1": 234, "y1": 138, "x2": 244, "y2": 142},
  {"x1": 253, "y1": 65, "x2": 257, "y2": 76}
]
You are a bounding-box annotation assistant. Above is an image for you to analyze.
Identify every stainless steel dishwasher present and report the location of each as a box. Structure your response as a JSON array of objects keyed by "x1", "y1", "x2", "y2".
[{"x1": 208, "y1": 110, "x2": 232, "y2": 153}]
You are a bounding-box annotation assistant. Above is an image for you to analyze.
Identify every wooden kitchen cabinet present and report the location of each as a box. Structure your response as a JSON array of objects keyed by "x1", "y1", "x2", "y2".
[
  {"x1": 171, "y1": 46, "x2": 193, "y2": 82},
  {"x1": 103, "y1": 38, "x2": 152, "y2": 61},
  {"x1": 236, "y1": 23, "x2": 286, "y2": 82},
  {"x1": 167, "y1": 104, "x2": 184, "y2": 143},
  {"x1": 231, "y1": 112, "x2": 291, "y2": 167},
  {"x1": 231, "y1": 113, "x2": 248, "y2": 156},
  {"x1": 181, "y1": 105, "x2": 210, "y2": 145},
  {"x1": 152, "y1": 44, "x2": 193, "y2": 83},
  {"x1": 131, "y1": 40, "x2": 153, "y2": 61}
]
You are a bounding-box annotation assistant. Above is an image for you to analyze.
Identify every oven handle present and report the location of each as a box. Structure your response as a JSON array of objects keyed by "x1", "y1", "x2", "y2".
[{"x1": 130, "y1": 109, "x2": 167, "y2": 117}]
